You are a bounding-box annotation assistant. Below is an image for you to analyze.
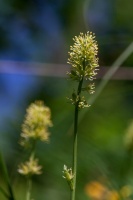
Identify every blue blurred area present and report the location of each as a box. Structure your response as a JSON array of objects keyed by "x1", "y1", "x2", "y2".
[
  {"x1": 85, "y1": 0, "x2": 113, "y2": 34},
  {"x1": 0, "y1": 74, "x2": 35, "y2": 123},
  {"x1": 0, "y1": 0, "x2": 65, "y2": 61}
]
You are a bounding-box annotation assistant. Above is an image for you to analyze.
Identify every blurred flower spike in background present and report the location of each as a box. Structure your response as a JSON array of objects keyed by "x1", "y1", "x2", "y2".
[
  {"x1": 18, "y1": 101, "x2": 53, "y2": 177},
  {"x1": 20, "y1": 101, "x2": 53, "y2": 147},
  {"x1": 18, "y1": 157, "x2": 42, "y2": 176}
]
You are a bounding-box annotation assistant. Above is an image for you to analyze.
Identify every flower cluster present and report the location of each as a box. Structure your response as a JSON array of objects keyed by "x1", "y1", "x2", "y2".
[
  {"x1": 20, "y1": 101, "x2": 52, "y2": 147},
  {"x1": 67, "y1": 32, "x2": 99, "y2": 108},
  {"x1": 67, "y1": 32, "x2": 99, "y2": 93},
  {"x1": 68, "y1": 92, "x2": 89, "y2": 109},
  {"x1": 82, "y1": 83, "x2": 95, "y2": 94},
  {"x1": 18, "y1": 157, "x2": 42, "y2": 176},
  {"x1": 63, "y1": 165, "x2": 74, "y2": 191}
]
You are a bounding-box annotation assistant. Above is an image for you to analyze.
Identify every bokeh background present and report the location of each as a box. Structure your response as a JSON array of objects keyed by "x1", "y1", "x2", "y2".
[{"x1": 0, "y1": 0, "x2": 133, "y2": 199}]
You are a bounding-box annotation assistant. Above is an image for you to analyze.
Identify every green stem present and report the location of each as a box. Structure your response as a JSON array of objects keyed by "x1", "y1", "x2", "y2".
[
  {"x1": 26, "y1": 140, "x2": 36, "y2": 200},
  {"x1": 71, "y1": 102, "x2": 78, "y2": 200},
  {"x1": 26, "y1": 178, "x2": 32, "y2": 200},
  {"x1": 71, "y1": 62, "x2": 85, "y2": 200}
]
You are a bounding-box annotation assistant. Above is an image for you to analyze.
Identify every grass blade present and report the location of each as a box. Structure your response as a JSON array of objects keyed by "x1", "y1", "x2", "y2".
[
  {"x1": 0, "y1": 186, "x2": 9, "y2": 199},
  {"x1": 0, "y1": 151, "x2": 15, "y2": 200}
]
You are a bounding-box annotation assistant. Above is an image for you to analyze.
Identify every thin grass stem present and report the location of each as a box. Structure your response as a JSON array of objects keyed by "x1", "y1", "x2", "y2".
[
  {"x1": 26, "y1": 178, "x2": 32, "y2": 200},
  {"x1": 71, "y1": 70, "x2": 84, "y2": 200}
]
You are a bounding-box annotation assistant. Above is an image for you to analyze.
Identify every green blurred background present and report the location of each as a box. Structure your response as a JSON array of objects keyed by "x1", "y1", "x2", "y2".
[{"x1": 0, "y1": 0, "x2": 133, "y2": 199}]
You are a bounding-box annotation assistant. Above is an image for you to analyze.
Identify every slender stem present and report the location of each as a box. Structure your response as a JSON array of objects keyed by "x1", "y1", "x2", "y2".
[
  {"x1": 71, "y1": 103, "x2": 78, "y2": 200},
  {"x1": 26, "y1": 140, "x2": 36, "y2": 200},
  {"x1": 71, "y1": 62, "x2": 85, "y2": 200},
  {"x1": 26, "y1": 178, "x2": 32, "y2": 200}
]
